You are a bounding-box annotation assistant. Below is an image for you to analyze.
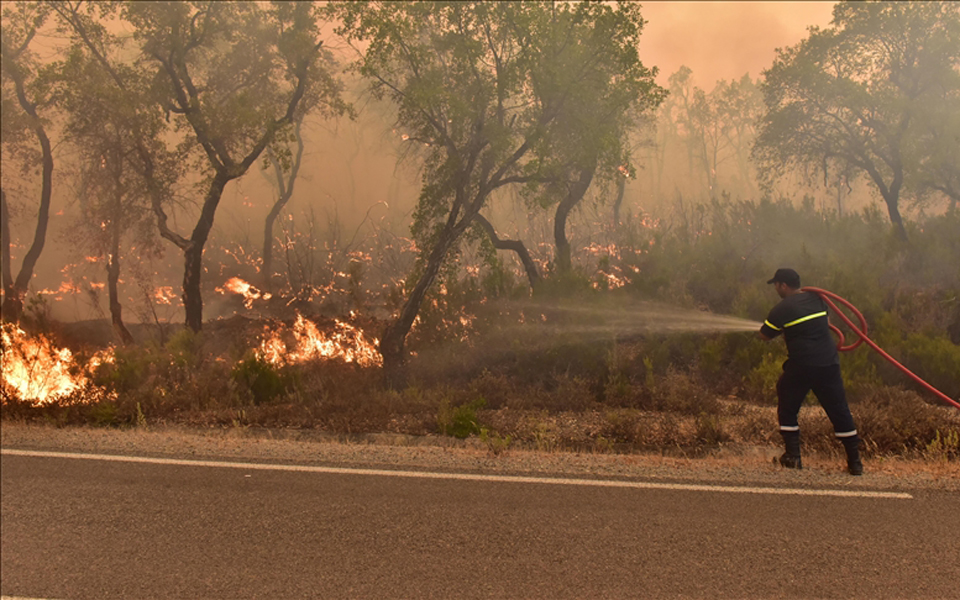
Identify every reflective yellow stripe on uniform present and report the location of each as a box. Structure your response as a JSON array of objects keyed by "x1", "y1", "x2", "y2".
[
  {"x1": 763, "y1": 320, "x2": 781, "y2": 331},
  {"x1": 783, "y1": 311, "x2": 827, "y2": 328}
]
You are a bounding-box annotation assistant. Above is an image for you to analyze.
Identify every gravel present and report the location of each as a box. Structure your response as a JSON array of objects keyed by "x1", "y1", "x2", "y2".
[{"x1": 2, "y1": 422, "x2": 957, "y2": 493}]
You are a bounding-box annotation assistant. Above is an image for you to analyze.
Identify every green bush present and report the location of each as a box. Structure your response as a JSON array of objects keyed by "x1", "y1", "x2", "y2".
[
  {"x1": 231, "y1": 356, "x2": 288, "y2": 405},
  {"x1": 899, "y1": 333, "x2": 960, "y2": 398},
  {"x1": 438, "y1": 396, "x2": 486, "y2": 439}
]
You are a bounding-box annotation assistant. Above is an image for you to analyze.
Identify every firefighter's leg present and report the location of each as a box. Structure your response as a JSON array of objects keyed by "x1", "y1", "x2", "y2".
[
  {"x1": 776, "y1": 363, "x2": 810, "y2": 469},
  {"x1": 812, "y1": 364, "x2": 862, "y2": 475}
]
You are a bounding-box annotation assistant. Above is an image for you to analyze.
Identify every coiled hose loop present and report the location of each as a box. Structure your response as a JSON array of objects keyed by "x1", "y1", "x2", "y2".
[{"x1": 802, "y1": 286, "x2": 960, "y2": 410}]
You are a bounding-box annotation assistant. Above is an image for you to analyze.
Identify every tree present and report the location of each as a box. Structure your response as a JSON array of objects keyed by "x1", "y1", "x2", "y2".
[
  {"x1": 260, "y1": 114, "x2": 305, "y2": 293},
  {"x1": 910, "y1": 89, "x2": 960, "y2": 211},
  {"x1": 49, "y1": 0, "x2": 175, "y2": 344},
  {"x1": 474, "y1": 213, "x2": 540, "y2": 289},
  {"x1": 1, "y1": 2, "x2": 55, "y2": 323},
  {"x1": 56, "y1": 49, "x2": 163, "y2": 344},
  {"x1": 331, "y1": 1, "x2": 663, "y2": 376},
  {"x1": 523, "y1": 13, "x2": 663, "y2": 276},
  {"x1": 713, "y1": 74, "x2": 763, "y2": 198},
  {"x1": 754, "y1": 1, "x2": 960, "y2": 242},
  {"x1": 125, "y1": 1, "x2": 346, "y2": 331}
]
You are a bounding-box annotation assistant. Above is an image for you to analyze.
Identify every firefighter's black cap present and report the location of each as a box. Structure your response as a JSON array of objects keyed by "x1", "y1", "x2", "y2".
[{"x1": 767, "y1": 268, "x2": 801, "y2": 288}]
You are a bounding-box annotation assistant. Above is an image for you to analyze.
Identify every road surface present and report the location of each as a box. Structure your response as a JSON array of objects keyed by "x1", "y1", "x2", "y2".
[{"x1": 2, "y1": 447, "x2": 958, "y2": 599}]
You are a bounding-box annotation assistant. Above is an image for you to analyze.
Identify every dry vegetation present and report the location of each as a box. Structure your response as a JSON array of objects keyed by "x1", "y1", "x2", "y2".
[{"x1": 3, "y1": 200, "x2": 959, "y2": 467}]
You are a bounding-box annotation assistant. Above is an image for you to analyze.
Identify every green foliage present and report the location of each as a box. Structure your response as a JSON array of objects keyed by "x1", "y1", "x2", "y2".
[
  {"x1": 924, "y1": 430, "x2": 960, "y2": 462},
  {"x1": 898, "y1": 333, "x2": 960, "y2": 399},
  {"x1": 95, "y1": 344, "x2": 152, "y2": 394},
  {"x1": 438, "y1": 396, "x2": 486, "y2": 439},
  {"x1": 231, "y1": 355, "x2": 288, "y2": 406},
  {"x1": 84, "y1": 400, "x2": 118, "y2": 427},
  {"x1": 165, "y1": 329, "x2": 204, "y2": 369},
  {"x1": 329, "y1": 1, "x2": 664, "y2": 362},
  {"x1": 753, "y1": 1, "x2": 960, "y2": 237},
  {"x1": 479, "y1": 427, "x2": 512, "y2": 456},
  {"x1": 600, "y1": 408, "x2": 642, "y2": 445}
]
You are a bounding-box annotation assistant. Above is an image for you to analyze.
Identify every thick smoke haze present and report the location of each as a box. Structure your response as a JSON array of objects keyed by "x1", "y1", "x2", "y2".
[
  {"x1": 4, "y1": 1, "x2": 947, "y2": 327},
  {"x1": 640, "y1": 1, "x2": 835, "y2": 86}
]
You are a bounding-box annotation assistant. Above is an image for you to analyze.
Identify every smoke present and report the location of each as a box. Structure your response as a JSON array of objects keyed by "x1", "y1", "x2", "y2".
[{"x1": 639, "y1": 2, "x2": 835, "y2": 86}]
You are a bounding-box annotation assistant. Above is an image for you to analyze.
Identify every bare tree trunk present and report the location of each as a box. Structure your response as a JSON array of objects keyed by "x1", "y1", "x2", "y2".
[
  {"x1": 554, "y1": 163, "x2": 596, "y2": 275},
  {"x1": 475, "y1": 213, "x2": 540, "y2": 290},
  {"x1": 881, "y1": 176, "x2": 908, "y2": 243},
  {"x1": 380, "y1": 222, "x2": 466, "y2": 384},
  {"x1": 106, "y1": 184, "x2": 134, "y2": 344},
  {"x1": 1, "y1": 189, "x2": 12, "y2": 316},
  {"x1": 262, "y1": 117, "x2": 305, "y2": 291},
  {"x1": 884, "y1": 195, "x2": 908, "y2": 242},
  {"x1": 0, "y1": 68, "x2": 54, "y2": 323},
  {"x1": 863, "y1": 159, "x2": 908, "y2": 242},
  {"x1": 182, "y1": 173, "x2": 229, "y2": 332},
  {"x1": 107, "y1": 250, "x2": 134, "y2": 345},
  {"x1": 612, "y1": 175, "x2": 626, "y2": 228}
]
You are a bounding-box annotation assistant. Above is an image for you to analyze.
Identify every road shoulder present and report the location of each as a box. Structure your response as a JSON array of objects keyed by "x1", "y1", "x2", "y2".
[{"x1": 2, "y1": 421, "x2": 957, "y2": 493}]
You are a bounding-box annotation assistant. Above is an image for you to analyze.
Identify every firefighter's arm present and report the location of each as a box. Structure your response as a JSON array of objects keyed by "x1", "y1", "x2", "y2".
[{"x1": 758, "y1": 316, "x2": 782, "y2": 341}]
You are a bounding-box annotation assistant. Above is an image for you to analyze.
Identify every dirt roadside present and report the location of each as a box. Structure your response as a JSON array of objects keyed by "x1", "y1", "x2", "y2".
[{"x1": 2, "y1": 421, "x2": 958, "y2": 493}]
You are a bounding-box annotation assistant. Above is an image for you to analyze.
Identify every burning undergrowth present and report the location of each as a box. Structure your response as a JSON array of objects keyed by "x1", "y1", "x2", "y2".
[
  {"x1": 1, "y1": 323, "x2": 116, "y2": 406},
  {"x1": 255, "y1": 312, "x2": 382, "y2": 368},
  {"x1": 0, "y1": 311, "x2": 387, "y2": 411}
]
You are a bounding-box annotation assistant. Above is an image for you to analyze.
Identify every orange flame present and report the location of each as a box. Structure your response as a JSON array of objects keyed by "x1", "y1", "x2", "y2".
[
  {"x1": 154, "y1": 287, "x2": 177, "y2": 305},
  {"x1": 1, "y1": 324, "x2": 114, "y2": 405},
  {"x1": 256, "y1": 313, "x2": 382, "y2": 367},
  {"x1": 216, "y1": 277, "x2": 272, "y2": 308}
]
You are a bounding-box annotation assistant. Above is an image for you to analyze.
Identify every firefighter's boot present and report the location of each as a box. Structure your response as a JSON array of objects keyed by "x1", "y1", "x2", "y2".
[
  {"x1": 778, "y1": 430, "x2": 802, "y2": 470},
  {"x1": 842, "y1": 436, "x2": 863, "y2": 476}
]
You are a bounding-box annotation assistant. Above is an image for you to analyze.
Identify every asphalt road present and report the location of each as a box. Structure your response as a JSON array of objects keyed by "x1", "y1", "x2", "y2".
[{"x1": 2, "y1": 450, "x2": 958, "y2": 599}]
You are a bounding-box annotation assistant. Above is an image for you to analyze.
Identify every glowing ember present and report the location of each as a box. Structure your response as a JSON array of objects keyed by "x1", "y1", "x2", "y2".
[
  {"x1": 1, "y1": 324, "x2": 113, "y2": 405},
  {"x1": 217, "y1": 277, "x2": 272, "y2": 308},
  {"x1": 256, "y1": 313, "x2": 382, "y2": 367}
]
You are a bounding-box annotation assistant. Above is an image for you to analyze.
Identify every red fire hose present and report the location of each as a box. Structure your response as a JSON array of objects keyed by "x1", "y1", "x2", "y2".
[{"x1": 801, "y1": 286, "x2": 960, "y2": 410}]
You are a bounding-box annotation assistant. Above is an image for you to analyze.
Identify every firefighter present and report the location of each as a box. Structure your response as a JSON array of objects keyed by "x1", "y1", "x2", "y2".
[{"x1": 759, "y1": 268, "x2": 863, "y2": 475}]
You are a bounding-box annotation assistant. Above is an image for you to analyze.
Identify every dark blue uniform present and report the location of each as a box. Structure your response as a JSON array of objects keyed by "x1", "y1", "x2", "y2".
[{"x1": 761, "y1": 291, "x2": 858, "y2": 441}]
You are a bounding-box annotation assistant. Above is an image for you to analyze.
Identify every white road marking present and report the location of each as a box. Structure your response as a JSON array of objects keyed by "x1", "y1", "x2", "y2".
[{"x1": 1, "y1": 448, "x2": 913, "y2": 499}]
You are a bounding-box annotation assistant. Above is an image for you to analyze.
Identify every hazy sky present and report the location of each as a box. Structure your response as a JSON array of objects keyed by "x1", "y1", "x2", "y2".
[{"x1": 638, "y1": 1, "x2": 836, "y2": 86}]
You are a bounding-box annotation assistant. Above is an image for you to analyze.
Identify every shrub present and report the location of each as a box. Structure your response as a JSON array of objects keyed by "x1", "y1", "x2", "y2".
[
  {"x1": 479, "y1": 427, "x2": 512, "y2": 456},
  {"x1": 438, "y1": 397, "x2": 486, "y2": 439},
  {"x1": 898, "y1": 333, "x2": 960, "y2": 398},
  {"x1": 695, "y1": 412, "x2": 729, "y2": 445},
  {"x1": 853, "y1": 387, "x2": 959, "y2": 455},
  {"x1": 231, "y1": 356, "x2": 288, "y2": 405}
]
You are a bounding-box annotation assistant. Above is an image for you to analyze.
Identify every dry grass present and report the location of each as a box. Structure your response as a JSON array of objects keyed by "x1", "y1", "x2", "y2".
[{"x1": 3, "y1": 317, "x2": 958, "y2": 465}]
